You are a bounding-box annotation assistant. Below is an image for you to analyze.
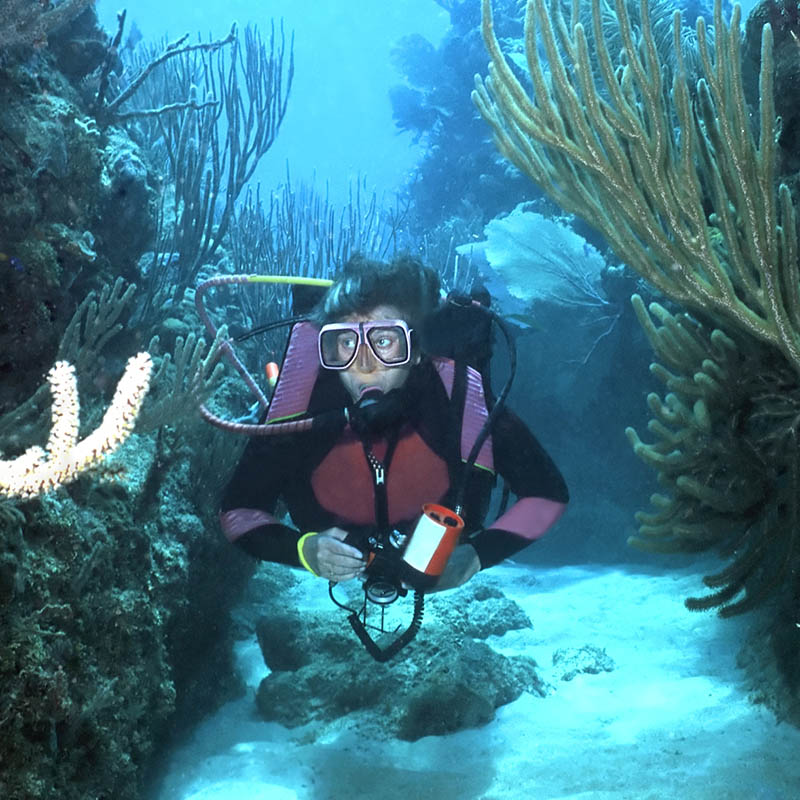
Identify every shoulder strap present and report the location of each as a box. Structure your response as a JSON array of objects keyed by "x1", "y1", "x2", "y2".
[
  {"x1": 431, "y1": 357, "x2": 495, "y2": 474},
  {"x1": 265, "y1": 321, "x2": 321, "y2": 424}
]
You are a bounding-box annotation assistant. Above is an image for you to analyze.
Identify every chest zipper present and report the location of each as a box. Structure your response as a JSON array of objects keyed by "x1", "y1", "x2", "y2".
[
  {"x1": 363, "y1": 433, "x2": 399, "y2": 530},
  {"x1": 365, "y1": 448, "x2": 389, "y2": 529},
  {"x1": 366, "y1": 450, "x2": 385, "y2": 485}
]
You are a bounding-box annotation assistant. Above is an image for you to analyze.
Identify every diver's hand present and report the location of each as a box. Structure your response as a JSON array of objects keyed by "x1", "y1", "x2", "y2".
[
  {"x1": 430, "y1": 543, "x2": 481, "y2": 592},
  {"x1": 302, "y1": 527, "x2": 366, "y2": 582}
]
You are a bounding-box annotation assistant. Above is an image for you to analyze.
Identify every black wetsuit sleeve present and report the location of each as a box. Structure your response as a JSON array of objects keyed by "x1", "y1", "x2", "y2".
[
  {"x1": 220, "y1": 437, "x2": 304, "y2": 567},
  {"x1": 470, "y1": 407, "x2": 569, "y2": 568}
]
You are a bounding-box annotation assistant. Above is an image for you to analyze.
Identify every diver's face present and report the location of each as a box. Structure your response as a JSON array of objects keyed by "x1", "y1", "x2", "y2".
[{"x1": 336, "y1": 305, "x2": 416, "y2": 403}]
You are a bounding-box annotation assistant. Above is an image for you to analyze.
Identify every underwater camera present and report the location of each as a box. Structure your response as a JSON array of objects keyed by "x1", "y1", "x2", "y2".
[
  {"x1": 330, "y1": 504, "x2": 463, "y2": 661},
  {"x1": 350, "y1": 527, "x2": 411, "y2": 606},
  {"x1": 353, "y1": 502, "x2": 464, "y2": 602}
]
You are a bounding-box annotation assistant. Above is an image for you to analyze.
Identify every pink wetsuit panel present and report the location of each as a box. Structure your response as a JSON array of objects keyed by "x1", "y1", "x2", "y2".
[
  {"x1": 219, "y1": 509, "x2": 279, "y2": 542},
  {"x1": 492, "y1": 496, "x2": 566, "y2": 540}
]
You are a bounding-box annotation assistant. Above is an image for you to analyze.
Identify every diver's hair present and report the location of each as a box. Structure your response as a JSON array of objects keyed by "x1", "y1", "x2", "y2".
[{"x1": 318, "y1": 254, "x2": 441, "y2": 333}]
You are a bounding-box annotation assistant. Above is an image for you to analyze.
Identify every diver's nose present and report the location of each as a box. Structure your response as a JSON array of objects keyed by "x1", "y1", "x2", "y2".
[{"x1": 355, "y1": 342, "x2": 376, "y2": 372}]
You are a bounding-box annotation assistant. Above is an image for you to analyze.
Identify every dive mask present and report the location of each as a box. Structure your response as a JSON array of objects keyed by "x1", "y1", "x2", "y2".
[{"x1": 318, "y1": 319, "x2": 412, "y2": 369}]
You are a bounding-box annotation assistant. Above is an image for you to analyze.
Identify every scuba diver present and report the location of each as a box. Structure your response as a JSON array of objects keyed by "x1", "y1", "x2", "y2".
[{"x1": 215, "y1": 254, "x2": 568, "y2": 658}]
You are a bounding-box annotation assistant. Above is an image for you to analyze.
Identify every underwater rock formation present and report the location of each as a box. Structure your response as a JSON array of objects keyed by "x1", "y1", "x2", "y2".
[
  {"x1": 0, "y1": 0, "x2": 96, "y2": 57},
  {"x1": 0, "y1": 9, "x2": 251, "y2": 800},
  {"x1": 254, "y1": 578, "x2": 547, "y2": 741},
  {"x1": 0, "y1": 9, "x2": 158, "y2": 416},
  {"x1": 552, "y1": 644, "x2": 615, "y2": 682},
  {"x1": 0, "y1": 426, "x2": 249, "y2": 800}
]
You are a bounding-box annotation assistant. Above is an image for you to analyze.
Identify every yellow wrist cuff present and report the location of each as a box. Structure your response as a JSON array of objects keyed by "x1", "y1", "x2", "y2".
[{"x1": 297, "y1": 531, "x2": 319, "y2": 576}]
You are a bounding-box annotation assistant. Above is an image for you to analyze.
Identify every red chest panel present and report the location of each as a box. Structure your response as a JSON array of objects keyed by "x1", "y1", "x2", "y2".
[{"x1": 310, "y1": 427, "x2": 450, "y2": 526}]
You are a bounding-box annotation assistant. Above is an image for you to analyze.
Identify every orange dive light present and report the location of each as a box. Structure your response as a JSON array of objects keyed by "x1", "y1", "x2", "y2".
[{"x1": 401, "y1": 503, "x2": 464, "y2": 587}]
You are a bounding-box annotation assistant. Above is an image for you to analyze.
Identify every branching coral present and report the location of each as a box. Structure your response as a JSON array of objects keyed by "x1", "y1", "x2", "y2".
[
  {"x1": 0, "y1": 277, "x2": 227, "y2": 461},
  {"x1": 473, "y1": 0, "x2": 800, "y2": 614},
  {"x1": 474, "y1": 0, "x2": 800, "y2": 372},
  {"x1": 0, "y1": 352, "x2": 152, "y2": 499},
  {"x1": 625, "y1": 295, "x2": 800, "y2": 615},
  {"x1": 137, "y1": 328, "x2": 226, "y2": 432},
  {"x1": 128, "y1": 21, "x2": 295, "y2": 313}
]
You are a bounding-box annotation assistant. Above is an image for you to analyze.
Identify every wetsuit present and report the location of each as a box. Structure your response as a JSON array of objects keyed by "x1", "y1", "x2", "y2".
[{"x1": 220, "y1": 358, "x2": 568, "y2": 570}]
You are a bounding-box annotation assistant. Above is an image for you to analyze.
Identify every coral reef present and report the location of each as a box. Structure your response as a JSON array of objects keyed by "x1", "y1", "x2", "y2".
[
  {"x1": 475, "y1": 0, "x2": 799, "y2": 369},
  {"x1": 389, "y1": 0, "x2": 532, "y2": 230},
  {"x1": 473, "y1": 0, "x2": 800, "y2": 713},
  {"x1": 0, "y1": 11, "x2": 253, "y2": 800},
  {"x1": 0, "y1": 270, "x2": 243, "y2": 799},
  {"x1": 0, "y1": 12, "x2": 159, "y2": 414},
  {"x1": 0, "y1": 0, "x2": 95, "y2": 56},
  {"x1": 625, "y1": 295, "x2": 800, "y2": 621},
  {"x1": 0, "y1": 428, "x2": 248, "y2": 800},
  {"x1": 474, "y1": 0, "x2": 800, "y2": 598},
  {"x1": 0, "y1": 278, "x2": 243, "y2": 798}
]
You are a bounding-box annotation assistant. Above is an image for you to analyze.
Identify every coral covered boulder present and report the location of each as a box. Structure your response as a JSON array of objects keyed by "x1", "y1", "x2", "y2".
[{"x1": 254, "y1": 578, "x2": 546, "y2": 741}]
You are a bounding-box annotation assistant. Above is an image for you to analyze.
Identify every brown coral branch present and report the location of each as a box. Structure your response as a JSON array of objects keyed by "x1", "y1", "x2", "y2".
[{"x1": 99, "y1": 25, "x2": 236, "y2": 120}]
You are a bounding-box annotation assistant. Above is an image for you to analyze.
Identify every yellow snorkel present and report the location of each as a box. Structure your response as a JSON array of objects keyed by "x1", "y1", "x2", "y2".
[{"x1": 233, "y1": 275, "x2": 334, "y2": 288}]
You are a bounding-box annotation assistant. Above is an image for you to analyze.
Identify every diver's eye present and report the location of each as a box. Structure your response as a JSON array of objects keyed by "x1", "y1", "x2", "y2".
[
  {"x1": 371, "y1": 329, "x2": 400, "y2": 352},
  {"x1": 337, "y1": 332, "x2": 358, "y2": 353}
]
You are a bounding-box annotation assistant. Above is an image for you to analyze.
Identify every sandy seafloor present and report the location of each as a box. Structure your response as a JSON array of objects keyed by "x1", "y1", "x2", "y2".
[{"x1": 150, "y1": 563, "x2": 800, "y2": 800}]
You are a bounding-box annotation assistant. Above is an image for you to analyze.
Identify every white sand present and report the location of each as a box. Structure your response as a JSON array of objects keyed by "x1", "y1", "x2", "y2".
[{"x1": 152, "y1": 564, "x2": 800, "y2": 800}]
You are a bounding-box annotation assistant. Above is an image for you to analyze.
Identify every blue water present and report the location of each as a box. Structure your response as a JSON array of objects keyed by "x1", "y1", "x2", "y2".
[{"x1": 97, "y1": 0, "x2": 449, "y2": 205}]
